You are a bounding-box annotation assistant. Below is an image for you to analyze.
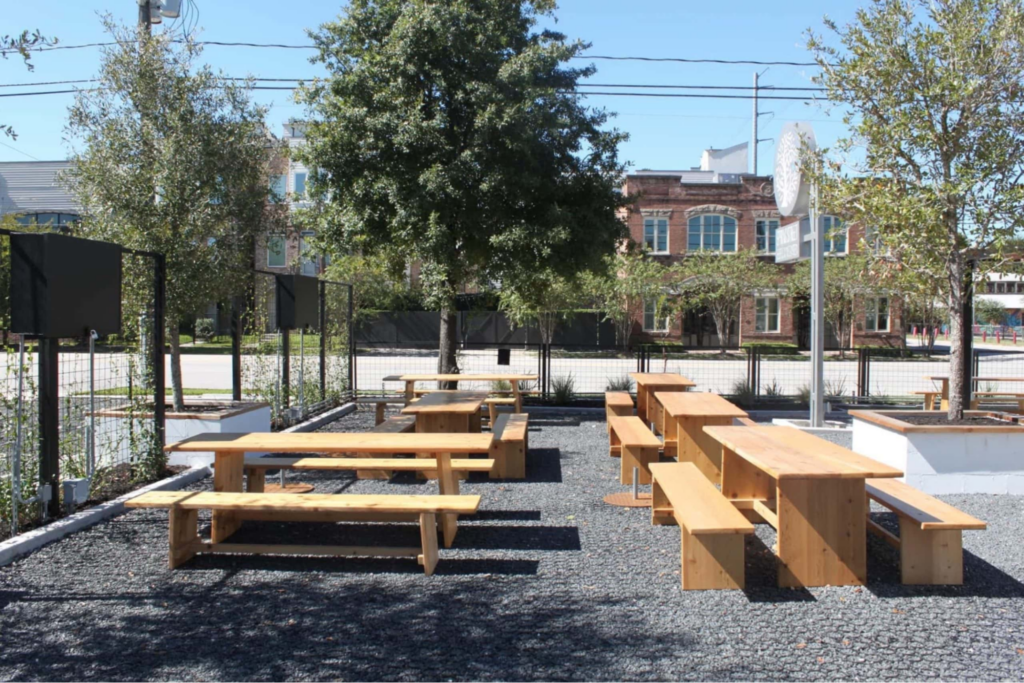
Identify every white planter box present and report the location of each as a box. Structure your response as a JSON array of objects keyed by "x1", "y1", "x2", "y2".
[
  {"x1": 95, "y1": 402, "x2": 272, "y2": 468},
  {"x1": 851, "y1": 410, "x2": 1024, "y2": 495}
]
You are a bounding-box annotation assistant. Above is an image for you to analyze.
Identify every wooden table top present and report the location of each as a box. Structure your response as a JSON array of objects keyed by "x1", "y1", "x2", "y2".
[
  {"x1": 165, "y1": 431, "x2": 495, "y2": 454},
  {"x1": 384, "y1": 373, "x2": 538, "y2": 382},
  {"x1": 655, "y1": 391, "x2": 748, "y2": 419},
  {"x1": 400, "y1": 390, "x2": 489, "y2": 414},
  {"x1": 702, "y1": 425, "x2": 903, "y2": 480},
  {"x1": 628, "y1": 372, "x2": 696, "y2": 388}
]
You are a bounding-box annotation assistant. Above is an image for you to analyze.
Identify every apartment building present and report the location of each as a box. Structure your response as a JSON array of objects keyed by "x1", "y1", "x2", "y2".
[{"x1": 622, "y1": 142, "x2": 902, "y2": 349}]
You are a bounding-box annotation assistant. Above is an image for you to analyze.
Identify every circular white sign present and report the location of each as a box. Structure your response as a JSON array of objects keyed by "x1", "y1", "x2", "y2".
[{"x1": 774, "y1": 122, "x2": 816, "y2": 217}]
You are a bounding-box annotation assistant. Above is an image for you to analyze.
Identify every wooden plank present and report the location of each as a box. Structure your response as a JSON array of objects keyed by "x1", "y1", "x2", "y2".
[
  {"x1": 765, "y1": 427, "x2": 903, "y2": 479},
  {"x1": 241, "y1": 457, "x2": 495, "y2": 473},
  {"x1": 720, "y1": 447, "x2": 775, "y2": 502},
  {"x1": 621, "y1": 444, "x2": 658, "y2": 485},
  {"x1": 605, "y1": 391, "x2": 634, "y2": 408},
  {"x1": 676, "y1": 415, "x2": 733, "y2": 483},
  {"x1": 649, "y1": 462, "x2": 754, "y2": 535},
  {"x1": 777, "y1": 477, "x2": 867, "y2": 588},
  {"x1": 682, "y1": 527, "x2": 746, "y2": 590},
  {"x1": 166, "y1": 432, "x2": 494, "y2": 455},
  {"x1": 656, "y1": 392, "x2": 747, "y2": 419},
  {"x1": 169, "y1": 507, "x2": 199, "y2": 569},
  {"x1": 607, "y1": 416, "x2": 662, "y2": 447},
  {"x1": 866, "y1": 479, "x2": 987, "y2": 530},
  {"x1": 629, "y1": 373, "x2": 697, "y2": 388},
  {"x1": 866, "y1": 517, "x2": 901, "y2": 549},
  {"x1": 899, "y1": 519, "x2": 964, "y2": 585},
  {"x1": 211, "y1": 451, "x2": 243, "y2": 544},
  {"x1": 127, "y1": 491, "x2": 481, "y2": 515},
  {"x1": 419, "y1": 513, "x2": 439, "y2": 576},
  {"x1": 399, "y1": 391, "x2": 488, "y2": 414}
]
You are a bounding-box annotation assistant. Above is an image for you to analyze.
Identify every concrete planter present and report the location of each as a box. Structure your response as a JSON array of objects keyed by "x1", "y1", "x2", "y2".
[
  {"x1": 771, "y1": 418, "x2": 852, "y2": 448},
  {"x1": 95, "y1": 401, "x2": 272, "y2": 467},
  {"x1": 850, "y1": 410, "x2": 1024, "y2": 494}
]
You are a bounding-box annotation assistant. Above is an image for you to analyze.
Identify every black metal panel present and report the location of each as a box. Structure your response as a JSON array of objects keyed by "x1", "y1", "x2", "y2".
[
  {"x1": 275, "y1": 274, "x2": 319, "y2": 330},
  {"x1": 10, "y1": 233, "x2": 122, "y2": 338}
]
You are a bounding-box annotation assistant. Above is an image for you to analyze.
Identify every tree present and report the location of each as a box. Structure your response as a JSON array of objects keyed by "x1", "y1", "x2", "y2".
[
  {"x1": 584, "y1": 247, "x2": 667, "y2": 352},
  {"x1": 64, "y1": 21, "x2": 284, "y2": 410},
  {"x1": 974, "y1": 298, "x2": 1006, "y2": 327},
  {"x1": 322, "y1": 251, "x2": 422, "y2": 323},
  {"x1": 1, "y1": 30, "x2": 57, "y2": 137},
  {"x1": 807, "y1": 0, "x2": 1024, "y2": 418},
  {"x1": 499, "y1": 271, "x2": 588, "y2": 345},
  {"x1": 670, "y1": 249, "x2": 779, "y2": 352},
  {"x1": 295, "y1": 0, "x2": 628, "y2": 380},
  {"x1": 788, "y1": 254, "x2": 877, "y2": 357}
]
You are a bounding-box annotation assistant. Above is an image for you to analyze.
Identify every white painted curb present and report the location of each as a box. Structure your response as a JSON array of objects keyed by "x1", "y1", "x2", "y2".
[
  {"x1": 0, "y1": 465, "x2": 211, "y2": 567},
  {"x1": 283, "y1": 402, "x2": 356, "y2": 433}
]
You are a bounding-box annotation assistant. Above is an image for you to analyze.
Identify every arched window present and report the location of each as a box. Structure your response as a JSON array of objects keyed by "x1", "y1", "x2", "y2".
[{"x1": 687, "y1": 214, "x2": 737, "y2": 253}]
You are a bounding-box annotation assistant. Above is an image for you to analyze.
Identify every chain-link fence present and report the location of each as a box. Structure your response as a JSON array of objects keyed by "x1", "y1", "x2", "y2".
[
  {"x1": 236, "y1": 272, "x2": 352, "y2": 428},
  {"x1": 0, "y1": 230, "x2": 165, "y2": 539}
]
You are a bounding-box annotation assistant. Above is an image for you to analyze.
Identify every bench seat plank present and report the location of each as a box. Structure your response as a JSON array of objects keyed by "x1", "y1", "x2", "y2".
[
  {"x1": 607, "y1": 416, "x2": 662, "y2": 447},
  {"x1": 650, "y1": 462, "x2": 754, "y2": 535},
  {"x1": 166, "y1": 432, "x2": 494, "y2": 455},
  {"x1": 866, "y1": 479, "x2": 987, "y2": 530},
  {"x1": 243, "y1": 457, "x2": 495, "y2": 473},
  {"x1": 127, "y1": 491, "x2": 481, "y2": 515}
]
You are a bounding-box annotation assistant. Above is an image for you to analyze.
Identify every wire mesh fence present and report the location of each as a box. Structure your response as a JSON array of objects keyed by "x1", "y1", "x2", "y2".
[{"x1": 0, "y1": 231, "x2": 165, "y2": 539}]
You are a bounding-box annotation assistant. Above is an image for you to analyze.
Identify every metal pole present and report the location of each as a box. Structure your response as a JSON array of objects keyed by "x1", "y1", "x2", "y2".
[
  {"x1": 752, "y1": 72, "x2": 759, "y2": 175},
  {"x1": 231, "y1": 296, "x2": 242, "y2": 402},
  {"x1": 11, "y1": 340, "x2": 26, "y2": 536},
  {"x1": 152, "y1": 253, "x2": 166, "y2": 453},
  {"x1": 88, "y1": 330, "x2": 97, "y2": 478},
  {"x1": 810, "y1": 182, "x2": 825, "y2": 427},
  {"x1": 961, "y1": 260, "x2": 975, "y2": 410},
  {"x1": 298, "y1": 328, "x2": 305, "y2": 418},
  {"x1": 319, "y1": 281, "x2": 327, "y2": 401},
  {"x1": 347, "y1": 284, "x2": 355, "y2": 398},
  {"x1": 38, "y1": 338, "x2": 60, "y2": 519}
]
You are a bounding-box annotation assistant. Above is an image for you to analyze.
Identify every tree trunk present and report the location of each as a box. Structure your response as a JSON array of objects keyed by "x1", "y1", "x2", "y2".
[
  {"x1": 713, "y1": 313, "x2": 729, "y2": 355},
  {"x1": 438, "y1": 305, "x2": 459, "y2": 390},
  {"x1": 168, "y1": 325, "x2": 185, "y2": 412}
]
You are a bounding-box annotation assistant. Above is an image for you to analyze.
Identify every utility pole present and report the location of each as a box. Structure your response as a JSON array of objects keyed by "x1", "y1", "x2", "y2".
[
  {"x1": 752, "y1": 72, "x2": 759, "y2": 175},
  {"x1": 138, "y1": 0, "x2": 153, "y2": 35}
]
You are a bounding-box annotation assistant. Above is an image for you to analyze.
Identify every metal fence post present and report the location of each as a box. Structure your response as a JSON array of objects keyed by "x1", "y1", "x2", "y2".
[
  {"x1": 746, "y1": 347, "x2": 760, "y2": 396},
  {"x1": 38, "y1": 338, "x2": 60, "y2": 519},
  {"x1": 230, "y1": 295, "x2": 241, "y2": 402},
  {"x1": 152, "y1": 253, "x2": 166, "y2": 456},
  {"x1": 281, "y1": 329, "x2": 291, "y2": 410},
  {"x1": 319, "y1": 281, "x2": 327, "y2": 401},
  {"x1": 856, "y1": 348, "x2": 870, "y2": 398},
  {"x1": 347, "y1": 284, "x2": 355, "y2": 399}
]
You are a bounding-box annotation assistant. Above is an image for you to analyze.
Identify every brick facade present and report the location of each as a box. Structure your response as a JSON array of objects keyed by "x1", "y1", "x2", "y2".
[{"x1": 623, "y1": 172, "x2": 903, "y2": 349}]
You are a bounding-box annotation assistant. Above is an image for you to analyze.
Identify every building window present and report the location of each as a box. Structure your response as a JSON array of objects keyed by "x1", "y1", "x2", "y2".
[
  {"x1": 823, "y1": 216, "x2": 847, "y2": 254},
  {"x1": 269, "y1": 175, "x2": 287, "y2": 203},
  {"x1": 293, "y1": 172, "x2": 307, "y2": 198},
  {"x1": 755, "y1": 297, "x2": 780, "y2": 333},
  {"x1": 643, "y1": 217, "x2": 668, "y2": 254},
  {"x1": 267, "y1": 234, "x2": 286, "y2": 268},
  {"x1": 15, "y1": 212, "x2": 79, "y2": 230},
  {"x1": 300, "y1": 230, "x2": 318, "y2": 276},
  {"x1": 755, "y1": 219, "x2": 778, "y2": 254},
  {"x1": 643, "y1": 299, "x2": 669, "y2": 332},
  {"x1": 865, "y1": 297, "x2": 890, "y2": 332},
  {"x1": 688, "y1": 215, "x2": 737, "y2": 253}
]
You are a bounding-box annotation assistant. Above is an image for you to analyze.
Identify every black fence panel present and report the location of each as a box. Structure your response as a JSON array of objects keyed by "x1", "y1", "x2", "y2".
[{"x1": 355, "y1": 311, "x2": 617, "y2": 347}]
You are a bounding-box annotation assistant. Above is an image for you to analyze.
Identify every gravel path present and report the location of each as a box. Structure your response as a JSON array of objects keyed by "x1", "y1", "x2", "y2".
[{"x1": 1, "y1": 408, "x2": 1023, "y2": 681}]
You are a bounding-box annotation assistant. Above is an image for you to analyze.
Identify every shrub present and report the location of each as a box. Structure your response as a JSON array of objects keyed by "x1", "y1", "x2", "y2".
[
  {"x1": 763, "y1": 377, "x2": 784, "y2": 397},
  {"x1": 796, "y1": 384, "x2": 811, "y2": 404},
  {"x1": 551, "y1": 374, "x2": 576, "y2": 405},
  {"x1": 730, "y1": 378, "x2": 756, "y2": 406},
  {"x1": 195, "y1": 318, "x2": 215, "y2": 341},
  {"x1": 605, "y1": 375, "x2": 634, "y2": 392},
  {"x1": 491, "y1": 379, "x2": 512, "y2": 393},
  {"x1": 740, "y1": 341, "x2": 799, "y2": 356},
  {"x1": 824, "y1": 377, "x2": 849, "y2": 398}
]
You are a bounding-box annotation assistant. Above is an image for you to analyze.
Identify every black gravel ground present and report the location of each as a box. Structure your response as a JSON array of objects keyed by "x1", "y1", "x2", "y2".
[{"x1": 1, "y1": 408, "x2": 1023, "y2": 681}]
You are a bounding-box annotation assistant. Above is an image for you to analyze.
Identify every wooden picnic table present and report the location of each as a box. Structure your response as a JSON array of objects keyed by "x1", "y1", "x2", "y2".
[
  {"x1": 703, "y1": 425, "x2": 902, "y2": 588},
  {"x1": 165, "y1": 431, "x2": 494, "y2": 547},
  {"x1": 927, "y1": 375, "x2": 1024, "y2": 410},
  {"x1": 402, "y1": 390, "x2": 488, "y2": 480},
  {"x1": 384, "y1": 373, "x2": 538, "y2": 411},
  {"x1": 629, "y1": 373, "x2": 696, "y2": 434},
  {"x1": 655, "y1": 392, "x2": 747, "y2": 480}
]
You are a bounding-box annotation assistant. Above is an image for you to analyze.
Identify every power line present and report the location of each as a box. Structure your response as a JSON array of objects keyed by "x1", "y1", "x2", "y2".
[
  {"x1": 0, "y1": 77, "x2": 311, "y2": 88},
  {"x1": 0, "y1": 140, "x2": 41, "y2": 161},
  {"x1": 578, "y1": 55, "x2": 819, "y2": 67}
]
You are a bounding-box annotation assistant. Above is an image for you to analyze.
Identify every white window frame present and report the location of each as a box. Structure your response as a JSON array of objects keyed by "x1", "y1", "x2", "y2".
[
  {"x1": 687, "y1": 214, "x2": 738, "y2": 253},
  {"x1": 823, "y1": 215, "x2": 848, "y2": 255},
  {"x1": 865, "y1": 296, "x2": 890, "y2": 332},
  {"x1": 267, "y1": 234, "x2": 286, "y2": 268},
  {"x1": 755, "y1": 218, "x2": 778, "y2": 254},
  {"x1": 293, "y1": 171, "x2": 307, "y2": 199},
  {"x1": 643, "y1": 217, "x2": 669, "y2": 254},
  {"x1": 755, "y1": 297, "x2": 780, "y2": 333},
  {"x1": 643, "y1": 299, "x2": 669, "y2": 333}
]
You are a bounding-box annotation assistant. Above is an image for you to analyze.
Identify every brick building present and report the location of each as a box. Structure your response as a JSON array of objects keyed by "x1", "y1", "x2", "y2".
[{"x1": 622, "y1": 142, "x2": 902, "y2": 349}]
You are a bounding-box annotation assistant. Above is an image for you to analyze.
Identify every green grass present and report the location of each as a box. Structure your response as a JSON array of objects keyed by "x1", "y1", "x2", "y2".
[{"x1": 89, "y1": 387, "x2": 230, "y2": 397}]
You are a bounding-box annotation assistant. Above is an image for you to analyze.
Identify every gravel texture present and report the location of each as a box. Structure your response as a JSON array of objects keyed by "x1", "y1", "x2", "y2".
[{"x1": 1, "y1": 408, "x2": 1023, "y2": 681}]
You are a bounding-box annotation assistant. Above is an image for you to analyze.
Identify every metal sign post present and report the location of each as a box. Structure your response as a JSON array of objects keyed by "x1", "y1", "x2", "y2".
[{"x1": 809, "y1": 183, "x2": 825, "y2": 428}]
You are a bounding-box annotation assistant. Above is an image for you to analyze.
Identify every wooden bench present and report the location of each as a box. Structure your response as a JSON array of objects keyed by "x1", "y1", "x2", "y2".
[
  {"x1": 350, "y1": 415, "x2": 416, "y2": 479},
  {"x1": 243, "y1": 456, "x2": 495, "y2": 489},
  {"x1": 607, "y1": 416, "x2": 662, "y2": 485},
  {"x1": 866, "y1": 478, "x2": 986, "y2": 585},
  {"x1": 355, "y1": 396, "x2": 407, "y2": 425},
  {"x1": 126, "y1": 490, "x2": 480, "y2": 575},
  {"x1": 650, "y1": 462, "x2": 755, "y2": 590},
  {"x1": 912, "y1": 390, "x2": 940, "y2": 410},
  {"x1": 489, "y1": 413, "x2": 529, "y2": 479},
  {"x1": 484, "y1": 397, "x2": 516, "y2": 422},
  {"x1": 970, "y1": 392, "x2": 1024, "y2": 412},
  {"x1": 605, "y1": 392, "x2": 634, "y2": 456}
]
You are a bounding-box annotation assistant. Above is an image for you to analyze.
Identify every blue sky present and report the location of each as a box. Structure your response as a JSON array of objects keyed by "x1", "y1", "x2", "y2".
[{"x1": 0, "y1": 0, "x2": 863, "y2": 170}]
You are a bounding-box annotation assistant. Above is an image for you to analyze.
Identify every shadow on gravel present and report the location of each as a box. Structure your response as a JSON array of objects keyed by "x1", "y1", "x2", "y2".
[
  {"x1": 181, "y1": 554, "x2": 540, "y2": 576},
  {"x1": 741, "y1": 534, "x2": 816, "y2": 603},
  {"x1": 474, "y1": 509, "x2": 542, "y2": 522},
  {"x1": 522, "y1": 448, "x2": 562, "y2": 483},
  {"x1": 454, "y1": 525, "x2": 581, "y2": 551}
]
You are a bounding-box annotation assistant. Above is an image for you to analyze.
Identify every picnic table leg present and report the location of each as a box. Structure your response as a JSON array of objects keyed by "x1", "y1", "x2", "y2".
[
  {"x1": 435, "y1": 453, "x2": 459, "y2": 548},
  {"x1": 404, "y1": 381, "x2": 415, "y2": 405},
  {"x1": 211, "y1": 451, "x2": 244, "y2": 543},
  {"x1": 940, "y1": 379, "x2": 949, "y2": 411},
  {"x1": 776, "y1": 478, "x2": 867, "y2": 588},
  {"x1": 418, "y1": 512, "x2": 440, "y2": 576},
  {"x1": 513, "y1": 384, "x2": 523, "y2": 413},
  {"x1": 168, "y1": 505, "x2": 199, "y2": 569},
  {"x1": 636, "y1": 388, "x2": 648, "y2": 428}
]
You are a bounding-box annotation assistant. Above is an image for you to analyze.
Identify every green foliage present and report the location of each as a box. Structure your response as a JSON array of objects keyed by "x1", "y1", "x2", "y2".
[
  {"x1": 551, "y1": 374, "x2": 577, "y2": 405},
  {"x1": 491, "y1": 379, "x2": 513, "y2": 393},
  {"x1": 322, "y1": 252, "x2": 421, "y2": 323},
  {"x1": 807, "y1": 0, "x2": 1024, "y2": 417},
  {"x1": 194, "y1": 318, "x2": 215, "y2": 341},
  {"x1": 974, "y1": 298, "x2": 1006, "y2": 326},
  {"x1": 585, "y1": 246, "x2": 668, "y2": 351},
  {"x1": 824, "y1": 377, "x2": 850, "y2": 399},
  {"x1": 669, "y1": 249, "x2": 779, "y2": 351},
  {"x1": 605, "y1": 375, "x2": 634, "y2": 392},
  {"x1": 499, "y1": 271, "x2": 589, "y2": 345},
  {"x1": 788, "y1": 254, "x2": 876, "y2": 355},
  {"x1": 796, "y1": 384, "x2": 811, "y2": 404},
  {"x1": 295, "y1": 0, "x2": 628, "y2": 371},
  {"x1": 64, "y1": 19, "x2": 284, "y2": 409},
  {"x1": 763, "y1": 378, "x2": 785, "y2": 397},
  {"x1": 730, "y1": 378, "x2": 756, "y2": 407}
]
